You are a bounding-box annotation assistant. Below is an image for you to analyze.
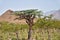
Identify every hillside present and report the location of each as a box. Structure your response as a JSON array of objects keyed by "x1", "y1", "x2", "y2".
[
  {"x1": 0, "y1": 10, "x2": 26, "y2": 24},
  {"x1": 1, "y1": 9, "x2": 60, "y2": 24},
  {"x1": 0, "y1": 9, "x2": 37, "y2": 24}
]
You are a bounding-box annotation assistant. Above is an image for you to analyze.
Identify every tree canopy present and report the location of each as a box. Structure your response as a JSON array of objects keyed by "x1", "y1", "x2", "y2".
[{"x1": 14, "y1": 9, "x2": 43, "y2": 19}]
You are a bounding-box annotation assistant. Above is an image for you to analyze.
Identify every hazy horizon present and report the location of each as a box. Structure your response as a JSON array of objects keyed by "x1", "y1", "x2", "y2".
[{"x1": 0, "y1": 0, "x2": 60, "y2": 15}]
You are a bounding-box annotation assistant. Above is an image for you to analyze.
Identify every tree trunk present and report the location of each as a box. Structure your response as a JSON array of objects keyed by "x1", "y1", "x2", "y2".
[
  {"x1": 39, "y1": 28, "x2": 44, "y2": 40},
  {"x1": 8, "y1": 33, "x2": 11, "y2": 40},
  {"x1": 47, "y1": 28, "x2": 51, "y2": 40},
  {"x1": 28, "y1": 26, "x2": 32, "y2": 40},
  {"x1": 16, "y1": 31, "x2": 19, "y2": 40}
]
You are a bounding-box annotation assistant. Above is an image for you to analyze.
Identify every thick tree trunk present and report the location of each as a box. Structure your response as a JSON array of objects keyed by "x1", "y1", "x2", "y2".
[
  {"x1": 28, "y1": 26, "x2": 32, "y2": 40},
  {"x1": 25, "y1": 15, "x2": 34, "y2": 40},
  {"x1": 16, "y1": 31, "x2": 19, "y2": 40}
]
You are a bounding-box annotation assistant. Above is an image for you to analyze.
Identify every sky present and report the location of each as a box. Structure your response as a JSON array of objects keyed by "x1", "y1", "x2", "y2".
[{"x1": 0, "y1": 0, "x2": 60, "y2": 15}]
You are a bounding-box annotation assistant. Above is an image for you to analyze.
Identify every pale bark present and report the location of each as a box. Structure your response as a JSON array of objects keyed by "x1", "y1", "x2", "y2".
[{"x1": 28, "y1": 26, "x2": 32, "y2": 40}]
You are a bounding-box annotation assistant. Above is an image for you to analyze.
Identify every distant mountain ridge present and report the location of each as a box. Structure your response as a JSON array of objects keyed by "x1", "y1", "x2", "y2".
[
  {"x1": 46, "y1": 9, "x2": 60, "y2": 20},
  {"x1": 52, "y1": 9, "x2": 60, "y2": 20},
  {"x1": 0, "y1": 9, "x2": 60, "y2": 24},
  {"x1": 0, "y1": 9, "x2": 37, "y2": 24},
  {"x1": 0, "y1": 9, "x2": 26, "y2": 24}
]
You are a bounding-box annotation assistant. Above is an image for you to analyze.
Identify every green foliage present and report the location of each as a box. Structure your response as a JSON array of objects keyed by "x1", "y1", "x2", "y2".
[
  {"x1": 14, "y1": 9, "x2": 43, "y2": 18},
  {"x1": 34, "y1": 15, "x2": 60, "y2": 29},
  {"x1": 0, "y1": 21, "x2": 29, "y2": 32},
  {"x1": 0, "y1": 19, "x2": 60, "y2": 40},
  {"x1": 0, "y1": 12, "x2": 60, "y2": 40}
]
